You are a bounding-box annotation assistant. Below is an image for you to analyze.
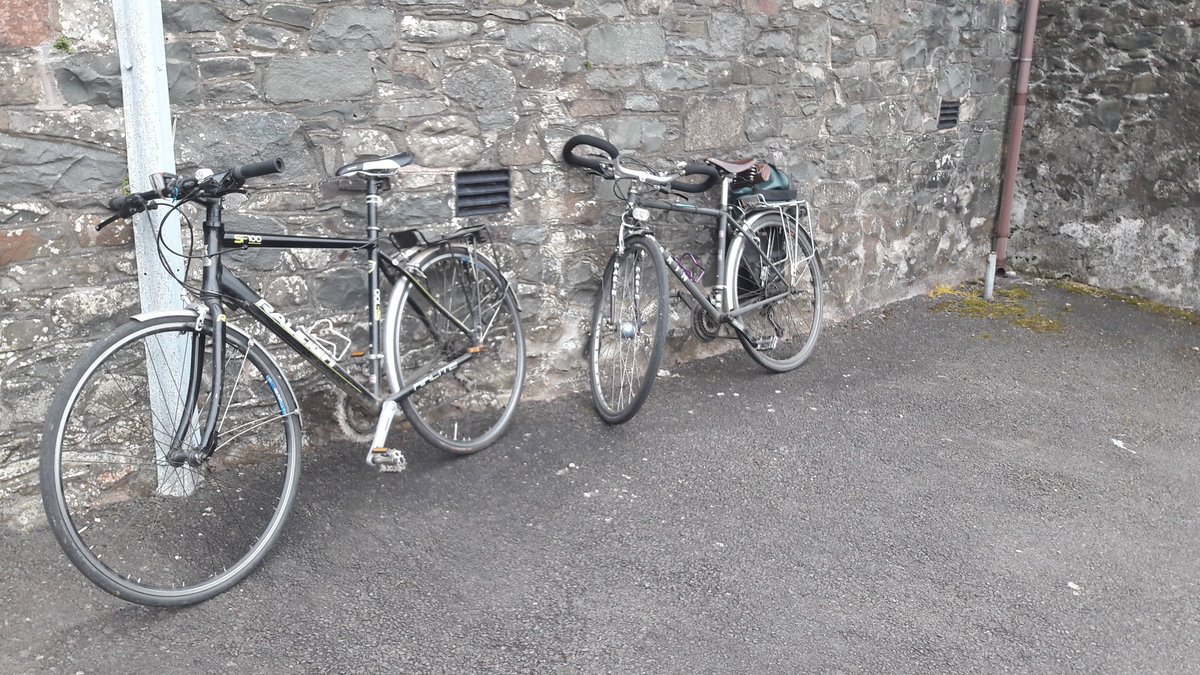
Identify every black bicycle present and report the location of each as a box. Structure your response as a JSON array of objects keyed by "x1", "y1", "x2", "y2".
[
  {"x1": 39, "y1": 155, "x2": 525, "y2": 606},
  {"x1": 563, "y1": 135, "x2": 823, "y2": 424}
]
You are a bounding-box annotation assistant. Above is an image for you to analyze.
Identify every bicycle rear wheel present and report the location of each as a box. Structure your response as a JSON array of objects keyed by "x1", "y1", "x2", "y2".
[
  {"x1": 588, "y1": 234, "x2": 669, "y2": 424},
  {"x1": 39, "y1": 315, "x2": 301, "y2": 607},
  {"x1": 388, "y1": 246, "x2": 526, "y2": 455},
  {"x1": 727, "y1": 213, "x2": 824, "y2": 372}
]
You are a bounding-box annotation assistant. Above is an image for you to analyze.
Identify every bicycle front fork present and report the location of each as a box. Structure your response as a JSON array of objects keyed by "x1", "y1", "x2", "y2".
[{"x1": 165, "y1": 303, "x2": 226, "y2": 468}]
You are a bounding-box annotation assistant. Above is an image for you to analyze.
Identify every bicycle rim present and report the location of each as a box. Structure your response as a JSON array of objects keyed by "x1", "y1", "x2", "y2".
[
  {"x1": 40, "y1": 317, "x2": 301, "y2": 606},
  {"x1": 730, "y1": 214, "x2": 824, "y2": 372},
  {"x1": 393, "y1": 247, "x2": 526, "y2": 454},
  {"x1": 588, "y1": 235, "x2": 668, "y2": 424}
]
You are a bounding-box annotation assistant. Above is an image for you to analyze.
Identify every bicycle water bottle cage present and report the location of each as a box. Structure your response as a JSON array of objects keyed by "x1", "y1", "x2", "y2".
[{"x1": 335, "y1": 152, "x2": 414, "y2": 178}]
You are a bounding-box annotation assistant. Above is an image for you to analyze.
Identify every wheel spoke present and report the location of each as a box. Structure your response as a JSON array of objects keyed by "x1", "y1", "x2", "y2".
[
  {"x1": 589, "y1": 237, "x2": 667, "y2": 424},
  {"x1": 393, "y1": 248, "x2": 525, "y2": 454}
]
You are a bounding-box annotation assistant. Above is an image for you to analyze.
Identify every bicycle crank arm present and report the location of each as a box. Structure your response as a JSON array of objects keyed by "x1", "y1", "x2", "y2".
[{"x1": 365, "y1": 399, "x2": 406, "y2": 473}]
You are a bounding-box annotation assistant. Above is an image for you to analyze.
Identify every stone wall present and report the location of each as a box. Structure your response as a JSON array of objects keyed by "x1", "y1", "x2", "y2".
[
  {"x1": 1010, "y1": 3, "x2": 1200, "y2": 307},
  {"x1": 1, "y1": 0, "x2": 1018, "y2": 528}
]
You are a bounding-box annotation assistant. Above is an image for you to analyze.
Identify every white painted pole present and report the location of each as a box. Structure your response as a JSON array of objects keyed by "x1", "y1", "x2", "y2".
[{"x1": 112, "y1": 0, "x2": 197, "y2": 495}]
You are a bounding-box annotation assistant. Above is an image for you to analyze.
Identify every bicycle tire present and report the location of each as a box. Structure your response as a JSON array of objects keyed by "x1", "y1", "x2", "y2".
[
  {"x1": 727, "y1": 213, "x2": 824, "y2": 372},
  {"x1": 388, "y1": 246, "x2": 526, "y2": 455},
  {"x1": 39, "y1": 315, "x2": 301, "y2": 607},
  {"x1": 588, "y1": 235, "x2": 669, "y2": 424}
]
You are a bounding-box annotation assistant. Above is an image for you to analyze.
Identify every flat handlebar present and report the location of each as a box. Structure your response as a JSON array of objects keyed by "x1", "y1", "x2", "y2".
[{"x1": 98, "y1": 158, "x2": 285, "y2": 231}]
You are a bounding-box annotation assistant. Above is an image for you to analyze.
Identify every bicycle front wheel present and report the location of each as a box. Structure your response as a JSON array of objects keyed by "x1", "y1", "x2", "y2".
[
  {"x1": 588, "y1": 234, "x2": 669, "y2": 425},
  {"x1": 727, "y1": 213, "x2": 824, "y2": 372},
  {"x1": 39, "y1": 316, "x2": 301, "y2": 607},
  {"x1": 389, "y1": 246, "x2": 526, "y2": 455}
]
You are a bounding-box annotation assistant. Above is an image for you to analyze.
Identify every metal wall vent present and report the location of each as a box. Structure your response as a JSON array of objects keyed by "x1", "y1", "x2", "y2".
[
  {"x1": 454, "y1": 169, "x2": 511, "y2": 217},
  {"x1": 938, "y1": 100, "x2": 961, "y2": 130}
]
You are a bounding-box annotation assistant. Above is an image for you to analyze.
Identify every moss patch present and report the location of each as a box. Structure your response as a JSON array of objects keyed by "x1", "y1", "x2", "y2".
[
  {"x1": 1056, "y1": 280, "x2": 1200, "y2": 325},
  {"x1": 928, "y1": 285, "x2": 1065, "y2": 334}
]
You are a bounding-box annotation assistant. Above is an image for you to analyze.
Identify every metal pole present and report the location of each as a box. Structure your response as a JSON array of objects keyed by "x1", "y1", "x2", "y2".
[{"x1": 112, "y1": 0, "x2": 197, "y2": 495}]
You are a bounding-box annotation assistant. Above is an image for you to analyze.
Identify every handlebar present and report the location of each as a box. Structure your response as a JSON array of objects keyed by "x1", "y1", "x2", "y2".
[
  {"x1": 562, "y1": 134, "x2": 719, "y2": 194},
  {"x1": 98, "y1": 158, "x2": 285, "y2": 230},
  {"x1": 669, "y1": 163, "x2": 720, "y2": 194}
]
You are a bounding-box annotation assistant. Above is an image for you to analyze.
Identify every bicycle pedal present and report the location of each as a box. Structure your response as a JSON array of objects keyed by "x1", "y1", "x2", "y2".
[
  {"x1": 367, "y1": 447, "x2": 407, "y2": 473},
  {"x1": 753, "y1": 335, "x2": 779, "y2": 350}
]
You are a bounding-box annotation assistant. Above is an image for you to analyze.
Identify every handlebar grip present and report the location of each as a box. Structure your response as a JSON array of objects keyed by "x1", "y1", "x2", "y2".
[
  {"x1": 232, "y1": 157, "x2": 284, "y2": 180},
  {"x1": 669, "y1": 163, "x2": 720, "y2": 194},
  {"x1": 562, "y1": 135, "x2": 619, "y2": 173},
  {"x1": 106, "y1": 189, "x2": 159, "y2": 217}
]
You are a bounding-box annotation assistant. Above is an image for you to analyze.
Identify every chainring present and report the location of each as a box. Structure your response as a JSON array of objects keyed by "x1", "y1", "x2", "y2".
[{"x1": 692, "y1": 306, "x2": 721, "y2": 342}]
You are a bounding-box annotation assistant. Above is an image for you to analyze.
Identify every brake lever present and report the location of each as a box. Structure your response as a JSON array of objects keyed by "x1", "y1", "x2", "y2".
[
  {"x1": 95, "y1": 196, "x2": 162, "y2": 231},
  {"x1": 95, "y1": 213, "x2": 122, "y2": 232}
]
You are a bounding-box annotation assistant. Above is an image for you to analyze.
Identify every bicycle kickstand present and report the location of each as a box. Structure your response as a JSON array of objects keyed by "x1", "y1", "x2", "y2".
[{"x1": 365, "y1": 399, "x2": 407, "y2": 473}]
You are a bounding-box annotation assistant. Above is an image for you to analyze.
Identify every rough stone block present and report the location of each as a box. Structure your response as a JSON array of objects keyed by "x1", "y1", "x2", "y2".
[
  {"x1": 497, "y1": 118, "x2": 546, "y2": 166},
  {"x1": 53, "y1": 50, "x2": 122, "y2": 107},
  {"x1": 568, "y1": 98, "x2": 623, "y2": 117},
  {"x1": 0, "y1": 133, "x2": 124, "y2": 206},
  {"x1": 175, "y1": 110, "x2": 319, "y2": 184},
  {"x1": 683, "y1": 94, "x2": 747, "y2": 151},
  {"x1": 391, "y1": 52, "x2": 439, "y2": 90},
  {"x1": 399, "y1": 16, "x2": 479, "y2": 44},
  {"x1": 442, "y1": 61, "x2": 516, "y2": 113},
  {"x1": 263, "y1": 3, "x2": 316, "y2": 29},
  {"x1": 199, "y1": 56, "x2": 255, "y2": 80},
  {"x1": 0, "y1": 54, "x2": 43, "y2": 105},
  {"x1": 506, "y1": 22, "x2": 582, "y2": 54},
  {"x1": 235, "y1": 22, "x2": 303, "y2": 51},
  {"x1": 407, "y1": 116, "x2": 483, "y2": 167},
  {"x1": 375, "y1": 98, "x2": 448, "y2": 121},
  {"x1": 644, "y1": 64, "x2": 707, "y2": 91},
  {"x1": 586, "y1": 23, "x2": 665, "y2": 65},
  {"x1": 264, "y1": 54, "x2": 375, "y2": 103},
  {"x1": 312, "y1": 7, "x2": 396, "y2": 52},
  {"x1": 208, "y1": 80, "x2": 260, "y2": 104},
  {"x1": 0, "y1": 0, "x2": 51, "y2": 47},
  {"x1": 608, "y1": 117, "x2": 671, "y2": 153},
  {"x1": 162, "y1": 2, "x2": 228, "y2": 34}
]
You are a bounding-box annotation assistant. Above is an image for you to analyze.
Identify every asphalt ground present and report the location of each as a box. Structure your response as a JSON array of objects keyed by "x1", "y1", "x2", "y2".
[{"x1": 2, "y1": 279, "x2": 1198, "y2": 673}]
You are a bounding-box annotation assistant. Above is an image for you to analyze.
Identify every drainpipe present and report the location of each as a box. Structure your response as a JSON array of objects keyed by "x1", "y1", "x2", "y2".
[{"x1": 985, "y1": 0, "x2": 1041, "y2": 301}]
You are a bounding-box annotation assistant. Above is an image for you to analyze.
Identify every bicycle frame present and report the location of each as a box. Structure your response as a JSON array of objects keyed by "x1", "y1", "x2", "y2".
[
  {"x1": 613, "y1": 176, "x2": 806, "y2": 328},
  {"x1": 167, "y1": 177, "x2": 477, "y2": 465}
]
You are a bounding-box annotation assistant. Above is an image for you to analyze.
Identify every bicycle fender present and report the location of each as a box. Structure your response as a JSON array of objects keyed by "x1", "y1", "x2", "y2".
[
  {"x1": 130, "y1": 308, "x2": 200, "y2": 323},
  {"x1": 128, "y1": 309, "x2": 303, "y2": 428}
]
